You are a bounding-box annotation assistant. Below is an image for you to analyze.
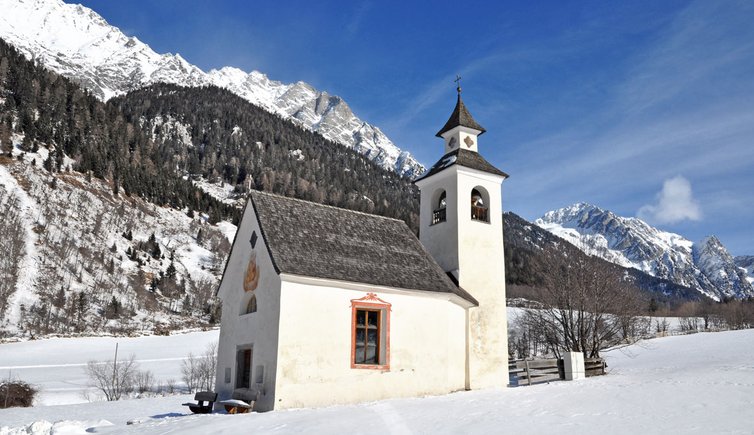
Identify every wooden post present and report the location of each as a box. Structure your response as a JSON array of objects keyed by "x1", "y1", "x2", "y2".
[
  {"x1": 524, "y1": 360, "x2": 532, "y2": 386},
  {"x1": 113, "y1": 342, "x2": 119, "y2": 398}
]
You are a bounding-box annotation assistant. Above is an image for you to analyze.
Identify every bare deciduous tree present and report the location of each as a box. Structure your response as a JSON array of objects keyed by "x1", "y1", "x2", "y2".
[
  {"x1": 0, "y1": 193, "x2": 26, "y2": 321},
  {"x1": 676, "y1": 302, "x2": 701, "y2": 332},
  {"x1": 198, "y1": 341, "x2": 217, "y2": 391},
  {"x1": 85, "y1": 354, "x2": 139, "y2": 401},
  {"x1": 135, "y1": 369, "x2": 155, "y2": 394},
  {"x1": 181, "y1": 341, "x2": 218, "y2": 393},
  {"x1": 517, "y1": 255, "x2": 646, "y2": 358},
  {"x1": 165, "y1": 378, "x2": 177, "y2": 394},
  {"x1": 181, "y1": 353, "x2": 199, "y2": 393}
]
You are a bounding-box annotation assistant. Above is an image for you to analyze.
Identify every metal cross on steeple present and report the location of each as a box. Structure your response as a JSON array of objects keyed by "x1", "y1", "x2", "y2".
[{"x1": 454, "y1": 75, "x2": 462, "y2": 94}]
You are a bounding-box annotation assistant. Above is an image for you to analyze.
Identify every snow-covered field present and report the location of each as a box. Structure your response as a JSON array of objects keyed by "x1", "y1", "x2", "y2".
[
  {"x1": 2, "y1": 329, "x2": 753, "y2": 434},
  {"x1": 0, "y1": 330, "x2": 219, "y2": 406}
]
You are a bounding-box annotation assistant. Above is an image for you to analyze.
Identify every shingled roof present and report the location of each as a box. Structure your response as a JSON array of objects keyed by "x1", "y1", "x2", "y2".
[
  {"x1": 436, "y1": 94, "x2": 487, "y2": 137},
  {"x1": 415, "y1": 148, "x2": 509, "y2": 182},
  {"x1": 250, "y1": 191, "x2": 478, "y2": 305}
]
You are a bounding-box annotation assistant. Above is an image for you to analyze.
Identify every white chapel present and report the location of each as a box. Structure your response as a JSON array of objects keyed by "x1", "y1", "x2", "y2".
[{"x1": 214, "y1": 87, "x2": 510, "y2": 411}]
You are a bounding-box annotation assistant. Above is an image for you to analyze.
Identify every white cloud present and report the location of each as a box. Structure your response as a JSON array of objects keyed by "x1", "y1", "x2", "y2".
[
  {"x1": 638, "y1": 175, "x2": 702, "y2": 224},
  {"x1": 346, "y1": 2, "x2": 372, "y2": 36}
]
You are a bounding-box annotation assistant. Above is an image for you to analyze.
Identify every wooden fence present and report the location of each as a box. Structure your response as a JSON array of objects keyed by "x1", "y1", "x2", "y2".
[
  {"x1": 509, "y1": 356, "x2": 606, "y2": 386},
  {"x1": 585, "y1": 357, "x2": 606, "y2": 377},
  {"x1": 508, "y1": 358, "x2": 562, "y2": 386}
]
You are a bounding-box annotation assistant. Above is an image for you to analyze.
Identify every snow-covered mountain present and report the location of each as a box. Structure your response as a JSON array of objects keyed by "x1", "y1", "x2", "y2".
[
  {"x1": 536, "y1": 203, "x2": 754, "y2": 301},
  {"x1": 0, "y1": 0, "x2": 424, "y2": 178},
  {"x1": 734, "y1": 256, "x2": 754, "y2": 285}
]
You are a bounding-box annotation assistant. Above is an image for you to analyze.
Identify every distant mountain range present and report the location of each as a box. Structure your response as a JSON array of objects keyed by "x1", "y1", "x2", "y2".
[
  {"x1": 0, "y1": 0, "x2": 424, "y2": 178},
  {"x1": 536, "y1": 203, "x2": 754, "y2": 301},
  {"x1": 503, "y1": 211, "x2": 703, "y2": 305}
]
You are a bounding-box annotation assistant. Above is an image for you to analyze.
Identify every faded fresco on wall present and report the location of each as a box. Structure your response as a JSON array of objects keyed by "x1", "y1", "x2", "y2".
[{"x1": 244, "y1": 252, "x2": 259, "y2": 292}]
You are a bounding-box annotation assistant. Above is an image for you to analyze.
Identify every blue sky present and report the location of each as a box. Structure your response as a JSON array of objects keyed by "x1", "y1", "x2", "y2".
[{"x1": 76, "y1": 0, "x2": 754, "y2": 256}]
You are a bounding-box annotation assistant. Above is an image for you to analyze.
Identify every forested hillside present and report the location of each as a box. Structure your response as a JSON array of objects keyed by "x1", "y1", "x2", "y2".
[
  {"x1": 0, "y1": 39, "x2": 238, "y2": 223},
  {"x1": 0, "y1": 38, "x2": 418, "y2": 228},
  {"x1": 0, "y1": 37, "x2": 418, "y2": 337},
  {"x1": 110, "y1": 84, "x2": 419, "y2": 228}
]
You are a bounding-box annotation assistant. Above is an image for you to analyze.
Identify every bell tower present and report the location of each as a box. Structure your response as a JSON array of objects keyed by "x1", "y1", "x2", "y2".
[{"x1": 414, "y1": 81, "x2": 509, "y2": 389}]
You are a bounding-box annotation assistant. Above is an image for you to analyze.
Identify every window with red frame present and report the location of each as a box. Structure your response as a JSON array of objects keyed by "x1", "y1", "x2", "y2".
[
  {"x1": 351, "y1": 293, "x2": 390, "y2": 369},
  {"x1": 354, "y1": 309, "x2": 381, "y2": 364}
]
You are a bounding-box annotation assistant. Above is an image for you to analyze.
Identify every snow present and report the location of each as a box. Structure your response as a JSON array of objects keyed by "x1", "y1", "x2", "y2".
[
  {"x1": 171, "y1": 241, "x2": 218, "y2": 284},
  {"x1": 0, "y1": 0, "x2": 424, "y2": 178},
  {"x1": 2, "y1": 328, "x2": 754, "y2": 434},
  {"x1": 147, "y1": 116, "x2": 193, "y2": 146},
  {"x1": 190, "y1": 178, "x2": 240, "y2": 205},
  {"x1": 0, "y1": 330, "x2": 219, "y2": 406},
  {"x1": 0, "y1": 161, "x2": 41, "y2": 328},
  {"x1": 215, "y1": 221, "x2": 238, "y2": 243},
  {"x1": 536, "y1": 203, "x2": 754, "y2": 300},
  {"x1": 0, "y1": 154, "x2": 230, "y2": 337},
  {"x1": 288, "y1": 149, "x2": 304, "y2": 161}
]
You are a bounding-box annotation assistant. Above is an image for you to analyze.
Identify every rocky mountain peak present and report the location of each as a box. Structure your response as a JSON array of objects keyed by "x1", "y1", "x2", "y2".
[
  {"x1": 0, "y1": 0, "x2": 424, "y2": 178},
  {"x1": 692, "y1": 237, "x2": 753, "y2": 299},
  {"x1": 537, "y1": 203, "x2": 754, "y2": 301}
]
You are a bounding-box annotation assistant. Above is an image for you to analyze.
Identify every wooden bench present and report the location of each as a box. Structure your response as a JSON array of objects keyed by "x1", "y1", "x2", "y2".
[
  {"x1": 182, "y1": 391, "x2": 218, "y2": 414},
  {"x1": 219, "y1": 388, "x2": 258, "y2": 414}
]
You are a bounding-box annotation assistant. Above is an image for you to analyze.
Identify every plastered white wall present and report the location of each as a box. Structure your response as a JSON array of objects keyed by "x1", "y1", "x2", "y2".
[
  {"x1": 455, "y1": 166, "x2": 508, "y2": 389},
  {"x1": 215, "y1": 200, "x2": 282, "y2": 411},
  {"x1": 417, "y1": 167, "x2": 459, "y2": 275},
  {"x1": 417, "y1": 158, "x2": 509, "y2": 390},
  {"x1": 442, "y1": 126, "x2": 481, "y2": 153},
  {"x1": 272, "y1": 279, "x2": 468, "y2": 410}
]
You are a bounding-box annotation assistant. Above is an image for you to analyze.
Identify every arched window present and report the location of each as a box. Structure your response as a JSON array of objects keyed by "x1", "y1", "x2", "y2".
[
  {"x1": 432, "y1": 189, "x2": 447, "y2": 225},
  {"x1": 245, "y1": 294, "x2": 257, "y2": 315},
  {"x1": 471, "y1": 187, "x2": 489, "y2": 223}
]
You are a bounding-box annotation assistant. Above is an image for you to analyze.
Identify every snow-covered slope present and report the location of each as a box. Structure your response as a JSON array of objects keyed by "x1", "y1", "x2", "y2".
[
  {"x1": 0, "y1": 138, "x2": 234, "y2": 337},
  {"x1": 536, "y1": 203, "x2": 754, "y2": 301},
  {"x1": 0, "y1": 0, "x2": 424, "y2": 178},
  {"x1": 2, "y1": 329, "x2": 754, "y2": 434}
]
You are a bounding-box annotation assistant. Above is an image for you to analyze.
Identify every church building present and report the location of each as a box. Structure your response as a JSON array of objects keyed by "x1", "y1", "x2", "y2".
[{"x1": 214, "y1": 87, "x2": 510, "y2": 411}]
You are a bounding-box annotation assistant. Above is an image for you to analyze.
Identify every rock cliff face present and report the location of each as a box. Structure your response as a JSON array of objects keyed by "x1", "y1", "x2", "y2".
[
  {"x1": 537, "y1": 203, "x2": 754, "y2": 301},
  {"x1": 693, "y1": 237, "x2": 753, "y2": 299},
  {"x1": 734, "y1": 256, "x2": 754, "y2": 285},
  {"x1": 0, "y1": 0, "x2": 424, "y2": 178}
]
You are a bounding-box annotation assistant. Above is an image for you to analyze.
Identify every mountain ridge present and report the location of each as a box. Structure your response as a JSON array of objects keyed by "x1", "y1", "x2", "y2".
[
  {"x1": 537, "y1": 203, "x2": 753, "y2": 301},
  {"x1": 0, "y1": 0, "x2": 424, "y2": 178}
]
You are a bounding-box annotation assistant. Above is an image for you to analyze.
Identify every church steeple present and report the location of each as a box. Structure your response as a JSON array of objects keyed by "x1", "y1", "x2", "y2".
[
  {"x1": 414, "y1": 81, "x2": 509, "y2": 390},
  {"x1": 435, "y1": 92, "x2": 486, "y2": 137},
  {"x1": 435, "y1": 78, "x2": 486, "y2": 153}
]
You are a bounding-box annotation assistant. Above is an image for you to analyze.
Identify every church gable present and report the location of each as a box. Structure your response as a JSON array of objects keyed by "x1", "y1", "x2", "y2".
[
  {"x1": 250, "y1": 191, "x2": 476, "y2": 304},
  {"x1": 216, "y1": 200, "x2": 280, "y2": 311}
]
